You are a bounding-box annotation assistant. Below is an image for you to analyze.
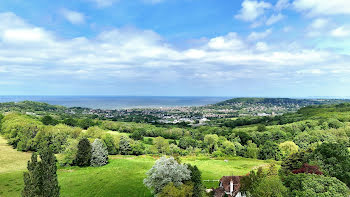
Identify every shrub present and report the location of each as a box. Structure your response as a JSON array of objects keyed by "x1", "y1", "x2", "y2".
[
  {"x1": 60, "y1": 139, "x2": 79, "y2": 166},
  {"x1": 119, "y1": 136, "x2": 132, "y2": 155},
  {"x1": 143, "y1": 157, "x2": 191, "y2": 194},
  {"x1": 102, "y1": 134, "x2": 118, "y2": 155},
  {"x1": 284, "y1": 174, "x2": 350, "y2": 197},
  {"x1": 75, "y1": 138, "x2": 92, "y2": 167},
  {"x1": 91, "y1": 139, "x2": 108, "y2": 167}
]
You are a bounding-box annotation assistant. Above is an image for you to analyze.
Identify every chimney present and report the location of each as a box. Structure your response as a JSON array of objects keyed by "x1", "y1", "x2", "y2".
[{"x1": 230, "y1": 180, "x2": 233, "y2": 195}]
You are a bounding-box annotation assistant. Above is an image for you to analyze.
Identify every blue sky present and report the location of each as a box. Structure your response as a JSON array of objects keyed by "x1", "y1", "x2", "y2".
[{"x1": 0, "y1": 0, "x2": 350, "y2": 97}]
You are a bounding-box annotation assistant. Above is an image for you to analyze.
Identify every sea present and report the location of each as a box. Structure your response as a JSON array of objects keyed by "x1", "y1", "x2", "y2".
[{"x1": 0, "y1": 96, "x2": 229, "y2": 110}]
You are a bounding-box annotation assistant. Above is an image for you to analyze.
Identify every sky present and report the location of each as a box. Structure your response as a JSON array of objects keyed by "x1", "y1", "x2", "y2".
[{"x1": 0, "y1": 0, "x2": 350, "y2": 97}]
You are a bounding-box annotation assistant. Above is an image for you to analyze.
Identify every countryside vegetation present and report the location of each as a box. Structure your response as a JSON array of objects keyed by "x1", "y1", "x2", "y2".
[{"x1": 0, "y1": 98, "x2": 350, "y2": 196}]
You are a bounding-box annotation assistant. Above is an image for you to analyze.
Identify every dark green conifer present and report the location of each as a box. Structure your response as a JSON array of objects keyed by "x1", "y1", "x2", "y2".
[{"x1": 75, "y1": 138, "x2": 92, "y2": 166}]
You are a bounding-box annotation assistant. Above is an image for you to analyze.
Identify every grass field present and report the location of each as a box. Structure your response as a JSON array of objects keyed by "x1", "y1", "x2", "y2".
[{"x1": 0, "y1": 136, "x2": 275, "y2": 197}]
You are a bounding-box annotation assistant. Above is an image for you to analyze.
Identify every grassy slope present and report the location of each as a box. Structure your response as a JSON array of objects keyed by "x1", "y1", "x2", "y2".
[{"x1": 0, "y1": 136, "x2": 273, "y2": 197}]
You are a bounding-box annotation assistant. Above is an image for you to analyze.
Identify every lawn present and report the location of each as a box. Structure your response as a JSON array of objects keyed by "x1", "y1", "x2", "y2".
[{"x1": 0, "y1": 136, "x2": 275, "y2": 197}]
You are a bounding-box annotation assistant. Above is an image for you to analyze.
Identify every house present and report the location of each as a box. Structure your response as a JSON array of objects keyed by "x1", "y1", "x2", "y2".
[{"x1": 213, "y1": 176, "x2": 245, "y2": 197}]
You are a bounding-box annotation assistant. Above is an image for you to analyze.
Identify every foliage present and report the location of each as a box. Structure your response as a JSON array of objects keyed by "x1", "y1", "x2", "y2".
[
  {"x1": 258, "y1": 141, "x2": 282, "y2": 161},
  {"x1": 153, "y1": 137, "x2": 170, "y2": 154},
  {"x1": 91, "y1": 139, "x2": 109, "y2": 167},
  {"x1": 60, "y1": 139, "x2": 79, "y2": 166},
  {"x1": 75, "y1": 138, "x2": 92, "y2": 167},
  {"x1": 309, "y1": 142, "x2": 350, "y2": 186},
  {"x1": 284, "y1": 174, "x2": 350, "y2": 197},
  {"x1": 186, "y1": 164, "x2": 203, "y2": 197},
  {"x1": 41, "y1": 115, "x2": 58, "y2": 126},
  {"x1": 119, "y1": 136, "x2": 132, "y2": 155},
  {"x1": 291, "y1": 163, "x2": 323, "y2": 175},
  {"x1": 246, "y1": 140, "x2": 258, "y2": 159},
  {"x1": 279, "y1": 141, "x2": 299, "y2": 158},
  {"x1": 22, "y1": 146, "x2": 60, "y2": 197},
  {"x1": 158, "y1": 182, "x2": 194, "y2": 197},
  {"x1": 143, "y1": 157, "x2": 191, "y2": 194},
  {"x1": 252, "y1": 176, "x2": 288, "y2": 197},
  {"x1": 102, "y1": 134, "x2": 118, "y2": 155}
]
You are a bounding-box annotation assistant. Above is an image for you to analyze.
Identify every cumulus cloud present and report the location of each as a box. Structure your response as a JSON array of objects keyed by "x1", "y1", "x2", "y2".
[
  {"x1": 1, "y1": 12, "x2": 350, "y2": 95},
  {"x1": 294, "y1": 0, "x2": 350, "y2": 16},
  {"x1": 310, "y1": 18, "x2": 329, "y2": 29},
  {"x1": 247, "y1": 29, "x2": 272, "y2": 41},
  {"x1": 266, "y1": 13, "x2": 284, "y2": 25},
  {"x1": 60, "y1": 9, "x2": 85, "y2": 24},
  {"x1": 331, "y1": 26, "x2": 350, "y2": 37},
  {"x1": 235, "y1": 0, "x2": 272, "y2": 22},
  {"x1": 88, "y1": 0, "x2": 118, "y2": 7},
  {"x1": 275, "y1": 0, "x2": 290, "y2": 11}
]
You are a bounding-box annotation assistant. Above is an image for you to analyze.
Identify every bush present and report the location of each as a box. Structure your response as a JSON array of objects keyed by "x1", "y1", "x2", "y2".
[
  {"x1": 158, "y1": 182, "x2": 194, "y2": 197},
  {"x1": 91, "y1": 139, "x2": 108, "y2": 167},
  {"x1": 102, "y1": 134, "x2": 118, "y2": 155},
  {"x1": 143, "y1": 157, "x2": 191, "y2": 194},
  {"x1": 60, "y1": 139, "x2": 78, "y2": 166},
  {"x1": 284, "y1": 174, "x2": 350, "y2": 196},
  {"x1": 258, "y1": 141, "x2": 282, "y2": 161},
  {"x1": 119, "y1": 136, "x2": 132, "y2": 155},
  {"x1": 75, "y1": 138, "x2": 92, "y2": 167}
]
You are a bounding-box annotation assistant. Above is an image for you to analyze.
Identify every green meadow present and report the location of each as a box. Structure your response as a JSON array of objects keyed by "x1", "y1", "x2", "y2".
[{"x1": 0, "y1": 136, "x2": 274, "y2": 197}]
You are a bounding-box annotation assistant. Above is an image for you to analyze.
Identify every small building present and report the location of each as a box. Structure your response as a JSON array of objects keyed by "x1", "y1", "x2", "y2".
[{"x1": 213, "y1": 176, "x2": 245, "y2": 197}]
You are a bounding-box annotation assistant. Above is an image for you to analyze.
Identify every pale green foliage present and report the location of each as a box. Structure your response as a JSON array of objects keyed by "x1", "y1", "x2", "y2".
[
  {"x1": 246, "y1": 140, "x2": 258, "y2": 159},
  {"x1": 279, "y1": 141, "x2": 299, "y2": 158},
  {"x1": 153, "y1": 137, "x2": 169, "y2": 154},
  {"x1": 85, "y1": 126, "x2": 105, "y2": 138},
  {"x1": 60, "y1": 139, "x2": 79, "y2": 166},
  {"x1": 158, "y1": 182, "x2": 194, "y2": 197},
  {"x1": 143, "y1": 157, "x2": 191, "y2": 194},
  {"x1": 220, "y1": 140, "x2": 236, "y2": 156},
  {"x1": 91, "y1": 139, "x2": 109, "y2": 167}
]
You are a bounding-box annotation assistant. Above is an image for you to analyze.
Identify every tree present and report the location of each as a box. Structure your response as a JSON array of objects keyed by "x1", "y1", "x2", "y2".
[
  {"x1": 257, "y1": 124, "x2": 267, "y2": 132},
  {"x1": 91, "y1": 139, "x2": 108, "y2": 167},
  {"x1": 153, "y1": 137, "x2": 170, "y2": 154},
  {"x1": 158, "y1": 182, "x2": 194, "y2": 197},
  {"x1": 284, "y1": 174, "x2": 350, "y2": 197},
  {"x1": 309, "y1": 142, "x2": 350, "y2": 186},
  {"x1": 75, "y1": 138, "x2": 92, "y2": 167},
  {"x1": 102, "y1": 134, "x2": 118, "y2": 155},
  {"x1": 132, "y1": 141, "x2": 145, "y2": 155},
  {"x1": 187, "y1": 164, "x2": 203, "y2": 197},
  {"x1": 144, "y1": 157, "x2": 191, "y2": 194},
  {"x1": 252, "y1": 176, "x2": 288, "y2": 197},
  {"x1": 258, "y1": 141, "x2": 282, "y2": 161},
  {"x1": 246, "y1": 140, "x2": 259, "y2": 159},
  {"x1": 204, "y1": 134, "x2": 219, "y2": 153},
  {"x1": 41, "y1": 115, "x2": 58, "y2": 126},
  {"x1": 119, "y1": 136, "x2": 132, "y2": 155},
  {"x1": 279, "y1": 141, "x2": 299, "y2": 158},
  {"x1": 22, "y1": 147, "x2": 60, "y2": 197},
  {"x1": 60, "y1": 139, "x2": 78, "y2": 166},
  {"x1": 291, "y1": 163, "x2": 323, "y2": 175},
  {"x1": 221, "y1": 141, "x2": 236, "y2": 156},
  {"x1": 130, "y1": 130, "x2": 144, "y2": 141}
]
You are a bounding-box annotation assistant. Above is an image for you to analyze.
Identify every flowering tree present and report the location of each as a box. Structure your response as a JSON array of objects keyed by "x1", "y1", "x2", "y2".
[
  {"x1": 91, "y1": 139, "x2": 108, "y2": 167},
  {"x1": 143, "y1": 157, "x2": 191, "y2": 194}
]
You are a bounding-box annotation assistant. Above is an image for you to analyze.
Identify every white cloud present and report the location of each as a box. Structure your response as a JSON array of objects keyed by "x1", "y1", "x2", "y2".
[
  {"x1": 310, "y1": 18, "x2": 328, "y2": 29},
  {"x1": 207, "y1": 33, "x2": 246, "y2": 50},
  {"x1": 235, "y1": 0, "x2": 272, "y2": 22},
  {"x1": 247, "y1": 29, "x2": 272, "y2": 41},
  {"x1": 294, "y1": 0, "x2": 350, "y2": 16},
  {"x1": 88, "y1": 0, "x2": 118, "y2": 7},
  {"x1": 331, "y1": 26, "x2": 350, "y2": 37},
  {"x1": 60, "y1": 9, "x2": 85, "y2": 24},
  {"x1": 275, "y1": 0, "x2": 290, "y2": 11},
  {"x1": 266, "y1": 13, "x2": 284, "y2": 25},
  {"x1": 256, "y1": 42, "x2": 269, "y2": 51},
  {"x1": 1, "y1": 11, "x2": 350, "y2": 93}
]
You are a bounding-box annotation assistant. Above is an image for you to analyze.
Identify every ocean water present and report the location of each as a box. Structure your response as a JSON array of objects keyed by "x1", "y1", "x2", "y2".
[{"x1": 0, "y1": 96, "x2": 229, "y2": 109}]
